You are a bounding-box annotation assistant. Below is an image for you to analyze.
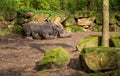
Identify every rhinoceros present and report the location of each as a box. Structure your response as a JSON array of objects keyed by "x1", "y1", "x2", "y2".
[{"x1": 22, "y1": 22, "x2": 71, "y2": 39}]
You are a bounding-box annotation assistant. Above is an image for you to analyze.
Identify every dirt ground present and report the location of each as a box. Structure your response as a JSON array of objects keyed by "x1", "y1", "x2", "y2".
[{"x1": 0, "y1": 32, "x2": 119, "y2": 76}]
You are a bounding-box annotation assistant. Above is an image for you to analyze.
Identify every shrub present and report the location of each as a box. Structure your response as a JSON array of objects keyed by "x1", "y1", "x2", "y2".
[
  {"x1": 110, "y1": 35, "x2": 120, "y2": 47},
  {"x1": 70, "y1": 26, "x2": 84, "y2": 32},
  {"x1": 0, "y1": 28, "x2": 12, "y2": 36},
  {"x1": 12, "y1": 24, "x2": 22, "y2": 33}
]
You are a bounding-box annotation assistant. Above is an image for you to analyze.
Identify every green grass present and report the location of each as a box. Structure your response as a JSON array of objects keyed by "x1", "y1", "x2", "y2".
[{"x1": 0, "y1": 28, "x2": 12, "y2": 36}]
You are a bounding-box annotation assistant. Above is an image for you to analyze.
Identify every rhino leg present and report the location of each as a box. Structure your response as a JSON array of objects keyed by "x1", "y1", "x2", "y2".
[
  {"x1": 59, "y1": 31, "x2": 71, "y2": 38},
  {"x1": 42, "y1": 33, "x2": 57, "y2": 39},
  {"x1": 31, "y1": 31, "x2": 42, "y2": 39}
]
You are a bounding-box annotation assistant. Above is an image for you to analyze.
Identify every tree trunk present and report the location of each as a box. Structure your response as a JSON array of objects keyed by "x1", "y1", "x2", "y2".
[{"x1": 102, "y1": 0, "x2": 109, "y2": 47}]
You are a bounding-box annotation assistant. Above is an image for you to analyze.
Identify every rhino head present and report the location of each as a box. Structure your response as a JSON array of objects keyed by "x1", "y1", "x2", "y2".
[{"x1": 52, "y1": 23, "x2": 71, "y2": 38}]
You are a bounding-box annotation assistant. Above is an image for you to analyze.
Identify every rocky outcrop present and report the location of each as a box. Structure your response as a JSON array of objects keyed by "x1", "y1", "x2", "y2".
[
  {"x1": 79, "y1": 47, "x2": 120, "y2": 72},
  {"x1": 76, "y1": 35, "x2": 101, "y2": 51}
]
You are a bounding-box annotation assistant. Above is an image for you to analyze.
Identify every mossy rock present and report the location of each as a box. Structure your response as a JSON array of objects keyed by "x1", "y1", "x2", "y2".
[
  {"x1": 70, "y1": 26, "x2": 85, "y2": 32},
  {"x1": 39, "y1": 47, "x2": 70, "y2": 70},
  {"x1": 110, "y1": 35, "x2": 120, "y2": 48},
  {"x1": 47, "y1": 14, "x2": 67, "y2": 22},
  {"x1": 62, "y1": 16, "x2": 76, "y2": 27},
  {"x1": 90, "y1": 69, "x2": 120, "y2": 76},
  {"x1": 77, "y1": 35, "x2": 101, "y2": 51},
  {"x1": 80, "y1": 47, "x2": 120, "y2": 72},
  {"x1": 30, "y1": 13, "x2": 49, "y2": 23}
]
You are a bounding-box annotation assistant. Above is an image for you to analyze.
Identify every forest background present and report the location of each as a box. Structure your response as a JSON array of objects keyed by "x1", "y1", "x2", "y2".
[{"x1": 0, "y1": 0, "x2": 120, "y2": 35}]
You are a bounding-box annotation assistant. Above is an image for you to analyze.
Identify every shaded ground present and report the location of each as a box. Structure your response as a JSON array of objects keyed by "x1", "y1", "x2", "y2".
[{"x1": 0, "y1": 32, "x2": 119, "y2": 76}]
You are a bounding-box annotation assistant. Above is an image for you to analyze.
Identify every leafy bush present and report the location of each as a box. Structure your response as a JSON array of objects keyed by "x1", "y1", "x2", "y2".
[
  {"x1": 0, "y1": 28, "x2": 12, "y2": 36},
  {"x1": 12, "y1": 24, "x2": 22, "y2": 33},
  {"x1": 0, "y1": 0, "x2": 20, "y2": 20},
  {"x1": 17, "y1": 8, "x2": 36, "y2": 17},
  {"x1": 110, "y1": 35, "x2": 120, "y2": 47},
  {"x1": 70, "y1": 26, "x2": 84, "y2": 32}
]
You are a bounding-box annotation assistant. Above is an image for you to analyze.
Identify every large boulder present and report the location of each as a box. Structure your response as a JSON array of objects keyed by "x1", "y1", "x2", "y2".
[
  {"x1": 29, "y1": 13, "x2": 49, "y2": 23},
  {"x1": 79, "y1": 47, "x2": 120, "y2": 72},
  {"x1": 39, "y1": 47, "x2": 70, "y2": 70},
  {"x1": 76, "y1": 35, "x2": 101, "y2": 51},
  {"x1": 47, "y1": 14, "x2": 67, "y2": 28}
]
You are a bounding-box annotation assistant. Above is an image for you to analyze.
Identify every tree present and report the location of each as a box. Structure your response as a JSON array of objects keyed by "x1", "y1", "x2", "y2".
[{"x1": 102, "y1": 0, "x2": 109, "y2": 47}]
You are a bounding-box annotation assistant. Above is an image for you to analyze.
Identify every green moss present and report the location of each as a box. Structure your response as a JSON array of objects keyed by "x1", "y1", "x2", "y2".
[
  {"x1": 39, "y1": 47, "x2": 70, "y2": 70},
  {"x1": 70, "y1": 26, "x2": 84, "y2": 32},
  {"x1": 77, "y1": 35, "x2": 101, "y2": 51},
  {"x1": 80, "y1": 47, "x2": 119, "y2": 55},
  {"x1": 80, "y1": 47, "x2": 120, "y2": 72},
  {"x1": 110, "y1": 35, "x2": 120, "y2": 47}
]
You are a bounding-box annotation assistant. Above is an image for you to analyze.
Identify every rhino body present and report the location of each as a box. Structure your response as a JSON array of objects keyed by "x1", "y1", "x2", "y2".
[{"x1": 22, "y1": 22, "x2": 71, "y2": 39}]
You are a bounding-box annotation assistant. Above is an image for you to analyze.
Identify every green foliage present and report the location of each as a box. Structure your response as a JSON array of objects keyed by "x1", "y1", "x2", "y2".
[
  {"x1": 39, "y1": 47, "x2": 70, "y2": 70},
  {"x1": 77, "y1": 35, "x2": 100, "y2": 47},
  {"x1": 17, "y1": 8, "x2": 36, "y2": 16},
  {"x1": 90, "y1": 69, "x2": 120, "y2": 76},
  {"x1": 12, "y1": 24, "x2": 22, "y2": 33},
  {"x1": 110, "y1": 35, "x2": 120, "y2": 47},
  {"x1": 92, "y1": 24, "x2": 102, "y2": 32},
  {"x1": 110, "y1": 14, "x2": 117, "y2": 24},
  {"x1": 0, "y1": 28, "x2": 12, "y2": 36},
  {"x1": 0, "y1": 0, "x2": 20, "y2": 20},
  {"x1": 70, "y1": 26, "x2": 84, "y2": 32},
  {"x1": 31, "y1": 0, "x2": 50, "y2": 10},
  {"x1": 95, "y1": 13, "x2": 103, "y2": 25}
]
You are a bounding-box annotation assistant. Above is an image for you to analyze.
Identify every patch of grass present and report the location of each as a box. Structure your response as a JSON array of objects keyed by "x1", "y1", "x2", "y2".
[
  {"x1": 70, "y1": 26, "x2": 84, "y2": 32},
  {"x1": 110, "y1": 35, "x2": 120, "y2": 47},
  {"x1": 0, "y1": 28, "x2": 12, "y2": 36}
]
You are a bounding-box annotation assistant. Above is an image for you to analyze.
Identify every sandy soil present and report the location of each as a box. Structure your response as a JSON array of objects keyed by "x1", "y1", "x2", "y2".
[{"x1": 0, "y1": 32, "x2": 119, "y2": 76}]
